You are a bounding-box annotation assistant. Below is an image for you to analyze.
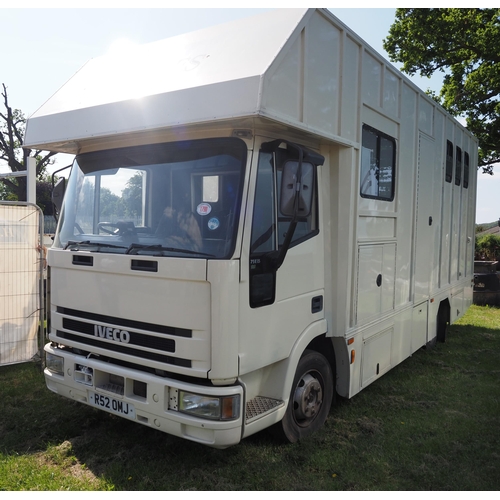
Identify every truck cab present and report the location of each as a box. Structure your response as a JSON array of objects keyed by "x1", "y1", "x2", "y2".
[{"x1": 45, "y1": 127, "x2": 333, "y2": 448}]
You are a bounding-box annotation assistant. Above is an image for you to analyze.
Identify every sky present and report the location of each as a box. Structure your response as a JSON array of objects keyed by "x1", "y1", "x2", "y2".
[{"x1": 1, "y1": 4, "x2": 498, "y2": 223}]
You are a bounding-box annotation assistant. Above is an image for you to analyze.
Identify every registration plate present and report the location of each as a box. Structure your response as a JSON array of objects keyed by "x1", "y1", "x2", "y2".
[{"x1": 89, "y1": 392, "x2": 136, "y2": 420}]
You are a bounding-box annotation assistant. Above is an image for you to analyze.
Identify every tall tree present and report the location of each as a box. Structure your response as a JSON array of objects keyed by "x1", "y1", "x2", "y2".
[
  {"x1": 383, "y1": 8, "x2": 500, "y2": 174},
  {"x1": 121, "y1": 172, "x2": 144, "y2": 218},
  {"x1": 0, "y1": 83, "x2": 57, "y2": 200}
]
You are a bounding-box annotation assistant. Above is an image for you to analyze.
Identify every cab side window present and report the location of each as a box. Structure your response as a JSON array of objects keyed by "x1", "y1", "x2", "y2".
[
  {"x1": 251, "y1": 151, "x2": 318, "y2": 255},
  {"x1": 249, "y1": 148, "x2": 318, "y2": 308},
  {"x1": 251, "y1": 152, "x2": 276, "y2": 254}
]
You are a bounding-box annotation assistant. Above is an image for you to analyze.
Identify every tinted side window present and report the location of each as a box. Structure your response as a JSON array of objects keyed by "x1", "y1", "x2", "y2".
[
  {"x1": 455, "y1": 146, "x2": 462, "y2": 186},
  {"x1": 360, "y1": 125, "x2": 396, "y2": 201},
  {"x1": 445, "y1": 140, "x2": 453, "y2": 183}
]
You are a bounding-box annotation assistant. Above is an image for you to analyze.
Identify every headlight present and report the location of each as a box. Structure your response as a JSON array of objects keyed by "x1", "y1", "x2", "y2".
[
  {"x1": 46, "y1": 352, "x2": 64, "y2": 376},
  {"x1": 179, "y1": 391, "x2": 240, "y2": 421}
]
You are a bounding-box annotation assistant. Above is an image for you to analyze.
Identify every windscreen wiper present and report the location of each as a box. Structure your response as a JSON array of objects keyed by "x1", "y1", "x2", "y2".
[
  {"x1": 64, "y1": 240, "x2": 128, "y2": 251},
  {"x1": 126, "y1": 243, "x2": 215, "y2": 257}
]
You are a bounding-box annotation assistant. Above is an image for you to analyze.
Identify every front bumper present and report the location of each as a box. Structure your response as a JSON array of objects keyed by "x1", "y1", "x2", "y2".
[{"x1": 44, "y1": 343, "x2": 243, "y2": 448}]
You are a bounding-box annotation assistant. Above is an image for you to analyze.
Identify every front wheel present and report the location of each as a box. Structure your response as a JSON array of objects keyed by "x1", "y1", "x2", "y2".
[{"x1": 276, "y1": 349, "x2": 334, "y2": 443}]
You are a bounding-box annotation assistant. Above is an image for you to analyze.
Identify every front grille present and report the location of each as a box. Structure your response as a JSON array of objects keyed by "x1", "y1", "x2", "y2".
[
  {"x1": 55, "y1": 307, "x2": 192, "y2": 368},
  {"x1": 56, "y1": 331, "x2": 190, "y2": 367},
  {"x1": 62, "y1": 318, "x2": 175, "y2": 352},
  {"x1": 57, "y1": 307, "x2": 192, "y2": 338}
]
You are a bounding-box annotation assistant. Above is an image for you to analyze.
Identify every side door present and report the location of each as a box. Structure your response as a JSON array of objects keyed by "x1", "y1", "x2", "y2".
[
  {"x1": 238, "y1": 137, "x2": 325, "y2": 375},
  {"x1": 414, "y1": 134, "x2": 438, "y2": 303}
]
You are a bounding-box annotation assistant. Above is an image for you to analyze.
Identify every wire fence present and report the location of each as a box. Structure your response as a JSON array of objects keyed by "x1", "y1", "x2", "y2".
[{"x1": 0, "y1": 203, "x2": 44, "y2": 366}]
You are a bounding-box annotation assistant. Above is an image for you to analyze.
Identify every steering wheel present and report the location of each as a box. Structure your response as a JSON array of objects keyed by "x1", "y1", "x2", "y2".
[
  {"x1": 97, "y1": 220, "x2": 137, "y2": 236},
  {"x1": 98, "y1": 222, "x2": 121, "y2": 235}
]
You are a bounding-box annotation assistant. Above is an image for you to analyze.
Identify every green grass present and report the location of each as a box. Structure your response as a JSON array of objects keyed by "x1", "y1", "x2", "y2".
[{"x1": 1, "y1": 304, "x2": 499, "y2": 490}]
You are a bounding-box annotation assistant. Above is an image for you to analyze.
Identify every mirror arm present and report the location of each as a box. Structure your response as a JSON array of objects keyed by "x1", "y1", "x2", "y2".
[
  {"x1": 51, "y1": 163, "x2": 72, "y2": 223},
  {"x1": 292, "y1": 148, "x2": 304, "y2": 215},
  {"x1": 273, "y1": 220, "x2": 298, "y2": 270},
  {"x1": 51, "y1": 163, "x2": 72, "y2": 191}
]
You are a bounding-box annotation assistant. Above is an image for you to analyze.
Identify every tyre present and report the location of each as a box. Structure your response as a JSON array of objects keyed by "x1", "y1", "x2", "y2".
[{"x1": 275, "y1": 349, "x2": 334, "y2": 443}]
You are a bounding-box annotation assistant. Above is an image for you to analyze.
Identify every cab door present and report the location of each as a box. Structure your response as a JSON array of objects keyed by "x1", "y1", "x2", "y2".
[{"x1": 238, "y1": 136, "x2": 325, "y2": 375}]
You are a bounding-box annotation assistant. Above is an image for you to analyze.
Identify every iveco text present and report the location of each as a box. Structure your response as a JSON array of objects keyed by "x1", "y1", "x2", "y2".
[{"x1": 94, "y1": 325, "x2": 131, "y2": 344}]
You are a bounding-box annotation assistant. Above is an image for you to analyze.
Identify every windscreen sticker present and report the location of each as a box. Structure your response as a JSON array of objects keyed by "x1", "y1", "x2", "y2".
[
  {"x1": 197, "y1": 203, "x2": 212, "y2": 216},
  {"x1": 208, "y1": 218, "x2": 220, "y2": 231}
]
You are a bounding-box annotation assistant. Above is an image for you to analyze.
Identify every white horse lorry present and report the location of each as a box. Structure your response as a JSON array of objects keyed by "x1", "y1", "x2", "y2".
[{"x1": 24, "y1": 8, "x2": 477, "y2": 448}]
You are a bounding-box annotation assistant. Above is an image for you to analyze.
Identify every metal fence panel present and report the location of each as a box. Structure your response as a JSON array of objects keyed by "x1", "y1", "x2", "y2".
[{"x1": 0, "y1": 202, "x2": 44, "y2": 366}]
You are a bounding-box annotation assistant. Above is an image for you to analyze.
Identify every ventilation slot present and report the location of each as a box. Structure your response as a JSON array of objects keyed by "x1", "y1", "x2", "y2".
[
  {"x1": 131, "y1": 259, "x2": 158, "y2": 272},
  {"x1": 72, "y1": 255, "x2": 93, "y2": 266}
]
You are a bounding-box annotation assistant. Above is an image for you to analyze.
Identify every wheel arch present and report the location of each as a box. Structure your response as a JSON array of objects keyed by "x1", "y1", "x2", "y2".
[
  {"x1": 271, "y1": 320, "x2": 331, "y2": 404},
  {"x1": 305, "y1": 335, "x2": 337, "y2": 402},
  {"x1": 240, "y1": 321, "x2": 348, "y2": 441}
]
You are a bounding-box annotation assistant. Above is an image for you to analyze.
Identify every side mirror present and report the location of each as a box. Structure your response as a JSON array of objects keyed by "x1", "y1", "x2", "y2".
[
  {"x1": 52, "y1": 177, "x2": 66, "y2": 213},
  {"x1": 280, "y1": 160, "x2": 314, "y2": 217}
]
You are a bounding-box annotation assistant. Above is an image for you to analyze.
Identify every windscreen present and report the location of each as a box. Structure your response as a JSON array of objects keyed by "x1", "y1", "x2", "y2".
[{"x1": 53, "y1": 138, "x2": 247, "y2": 259}]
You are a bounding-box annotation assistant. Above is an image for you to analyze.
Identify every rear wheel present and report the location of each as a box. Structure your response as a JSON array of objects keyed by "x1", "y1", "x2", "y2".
[{"x1": 277, "y1": 349, "x2": 334, "y2": 443}]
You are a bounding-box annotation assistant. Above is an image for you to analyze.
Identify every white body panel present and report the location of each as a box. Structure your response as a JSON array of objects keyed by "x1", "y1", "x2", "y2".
[{"x1": 25, "y1": 9, "x2": 477, "y2": 447}]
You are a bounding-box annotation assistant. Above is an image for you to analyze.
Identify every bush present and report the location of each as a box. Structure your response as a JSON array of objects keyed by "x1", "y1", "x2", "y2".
[{"x1": 475, "y1": 233, "x2": 500, "y2": 261}]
